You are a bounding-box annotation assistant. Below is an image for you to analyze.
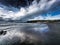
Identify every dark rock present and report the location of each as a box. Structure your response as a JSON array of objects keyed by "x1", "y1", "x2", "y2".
[{"x1": 0, "y1": 30, "x2": 7, "y2": 35}]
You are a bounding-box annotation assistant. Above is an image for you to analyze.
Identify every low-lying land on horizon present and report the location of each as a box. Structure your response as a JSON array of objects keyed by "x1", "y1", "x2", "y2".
[
  {"x1": 0, "y1": 20, "x2": 60, "y2": 23},
  {"x1": 26, "y1": 20, "x2": 60, "y2": 23}
]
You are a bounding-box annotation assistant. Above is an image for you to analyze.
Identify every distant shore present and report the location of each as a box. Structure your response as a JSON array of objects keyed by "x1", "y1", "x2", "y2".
[
  {"x1": 0, "y1": 20, "x2": 60, "y2": 23},
  {"x1": 26, "y1": 20, "x2": 60, "y2": 23}
]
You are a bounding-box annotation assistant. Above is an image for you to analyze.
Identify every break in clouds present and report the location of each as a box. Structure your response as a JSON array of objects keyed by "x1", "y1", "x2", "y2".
[
  {"x1": 0, "y1": 0, "x2": 60, "y2": 22},
  {"x1": 0, "y1": 0, "x2": 60, "y2": 45}
]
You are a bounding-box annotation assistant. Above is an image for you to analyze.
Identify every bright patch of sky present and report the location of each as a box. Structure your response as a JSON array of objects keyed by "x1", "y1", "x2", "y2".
[{"x1": 0, "y1": 0, "x2": 60, "y2": 22}]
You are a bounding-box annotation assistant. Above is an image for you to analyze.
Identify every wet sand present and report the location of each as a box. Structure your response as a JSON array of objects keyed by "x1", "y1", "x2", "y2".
[{"x1": 0, "y1": 23, "x2": 60, "y2": 45}]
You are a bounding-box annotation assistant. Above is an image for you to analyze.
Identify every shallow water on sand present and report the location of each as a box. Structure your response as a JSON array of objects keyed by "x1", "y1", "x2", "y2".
[{"x1": 0, "y1": 23, "x2": 60, "y2": 45}]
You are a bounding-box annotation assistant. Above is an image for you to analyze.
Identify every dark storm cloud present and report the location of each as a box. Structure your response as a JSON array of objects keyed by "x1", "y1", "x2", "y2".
[
  {"x1": 19, "y1": 0, "x2": 60, "y2": 22},
  {"x1": 0, "y1": 0, "x2": 33, "y2": 8},
  {"x1": 0, "y1": 0, "x2": 60, "y2": 22}
]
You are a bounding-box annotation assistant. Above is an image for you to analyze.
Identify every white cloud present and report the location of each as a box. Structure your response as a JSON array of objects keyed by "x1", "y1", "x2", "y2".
[{"x1": 0, "y1": 0, "x2": 59, "y2": 22}]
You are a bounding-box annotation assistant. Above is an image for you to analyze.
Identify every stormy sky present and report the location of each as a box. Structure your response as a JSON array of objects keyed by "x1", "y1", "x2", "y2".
[
  {"x1": 0, "y1": 0, "x2": 60, "y2": 22},
  {"x1": 0, "y1": 0, "x2": 33, "y2": 8}
]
